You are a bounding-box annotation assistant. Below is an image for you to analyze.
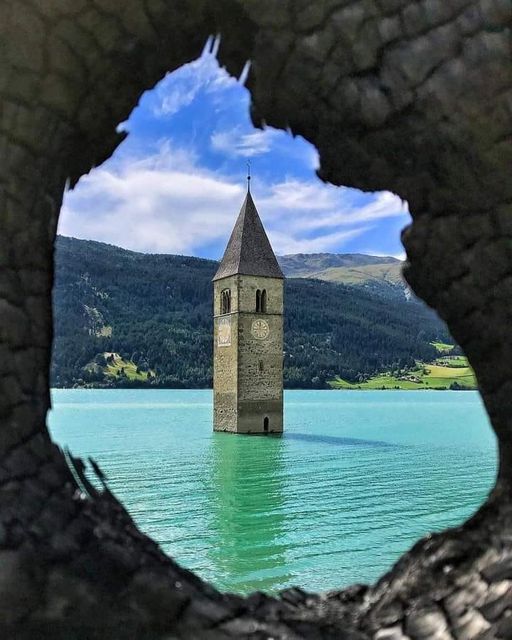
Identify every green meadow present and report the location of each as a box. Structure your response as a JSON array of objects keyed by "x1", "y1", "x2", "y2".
[
  {"x1": 431, "y1": 341, "x2": 455, "y2": 353},
  {"x1": 330, "y1": 353, "x2": 477, "y2": 391},
  {"x1": 103, "y1": 353, "x2": 153, "y2": 382}
]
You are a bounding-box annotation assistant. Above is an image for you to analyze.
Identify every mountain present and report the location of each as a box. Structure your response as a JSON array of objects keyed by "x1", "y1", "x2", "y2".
[
  {"x1": 51, "y1": 237, "x2": 452, "y2": 389},
  {"x1": 277, "y1": 253, "x2": 400, "y2": 277},
  {"x1": 278, "y1": 253, "x2": 407, "y2": 300}
]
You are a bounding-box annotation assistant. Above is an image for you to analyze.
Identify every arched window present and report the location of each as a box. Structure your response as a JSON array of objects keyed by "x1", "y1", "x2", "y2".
[
  {"x1": 261, "y1": 289, "x2": 267, "y2": 313},
  {"x1": 220, "y1": 289, "x2": 231, "y2": 314},
  {"x1": 259, "y1": 360, "x2": 264, "y2": 373},
  {"x1": 255, "y1": 289, "x2": 267, "y2": 312}
]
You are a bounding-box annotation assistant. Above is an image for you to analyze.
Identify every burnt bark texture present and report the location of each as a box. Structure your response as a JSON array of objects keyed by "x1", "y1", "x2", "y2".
[{"x1": 0, "y1": 0, "x2": 511, "y2": 637}]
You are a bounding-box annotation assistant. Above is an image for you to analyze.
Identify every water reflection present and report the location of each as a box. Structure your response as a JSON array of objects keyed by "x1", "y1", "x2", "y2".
[{"x1": 208, "y1": 433, "x2": 293, "y2": 594}]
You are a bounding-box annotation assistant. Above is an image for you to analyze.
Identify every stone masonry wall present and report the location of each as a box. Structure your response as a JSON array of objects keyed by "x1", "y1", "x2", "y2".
[
  {"x1": 237, "y1": 275, "x2": 284, "y2": 315},
  {"x1": 213, "y1": 275, "x2": 238, "y2": 431},
  {"x1": 237, "y1": 276, "x2": 284, "y2": 433},
  {"x1": 214, "y1": 275, "x2": 284, "y2": 433},
  {"x1": 213, "y1": 275, "x2": 240, "y2": 315}
]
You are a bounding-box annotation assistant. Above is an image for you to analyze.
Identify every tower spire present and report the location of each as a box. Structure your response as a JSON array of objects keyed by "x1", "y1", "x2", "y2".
[
  {"x1": 246, "y1": 160, "x2": 251, "y2": 192},
  {"x1": 213, "y1": 188, "x2": 284, "y2": 281}
]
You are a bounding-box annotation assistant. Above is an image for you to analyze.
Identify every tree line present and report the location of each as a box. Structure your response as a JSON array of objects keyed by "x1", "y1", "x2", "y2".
[{"x1": 51, "y1": 236, "x2": 452, "y2": 389}]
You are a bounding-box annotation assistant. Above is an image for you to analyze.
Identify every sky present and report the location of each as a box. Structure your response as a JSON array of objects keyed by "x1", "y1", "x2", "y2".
[{"x1": 59, "y1": 41, "x2": 410, "y2": 260}]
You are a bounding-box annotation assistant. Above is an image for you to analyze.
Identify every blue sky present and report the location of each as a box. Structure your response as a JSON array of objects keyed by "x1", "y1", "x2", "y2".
[{"x1": 60, "y1": 44, "x2": 410, "y2": 259}]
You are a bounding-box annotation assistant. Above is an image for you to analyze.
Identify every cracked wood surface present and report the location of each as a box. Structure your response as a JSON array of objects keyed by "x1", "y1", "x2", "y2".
[{"x1": 1, "y1": 0, "x2": 511, "y2": 637}]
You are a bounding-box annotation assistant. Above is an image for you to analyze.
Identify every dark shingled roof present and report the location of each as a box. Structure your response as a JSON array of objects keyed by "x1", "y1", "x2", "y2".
[{"x1": 213, "y1": 191, "x2": 284, "y2": 281}]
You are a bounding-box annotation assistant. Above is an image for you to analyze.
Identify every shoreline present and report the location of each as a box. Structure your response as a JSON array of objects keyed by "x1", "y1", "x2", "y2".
[{"x1": 50, "y1": 385, "x2": 477, "y2": 392}]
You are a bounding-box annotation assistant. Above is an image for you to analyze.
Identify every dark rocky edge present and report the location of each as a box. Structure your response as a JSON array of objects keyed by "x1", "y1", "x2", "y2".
[{"x1": 1, "y1": 0, "x2": 511, "y2": 637}]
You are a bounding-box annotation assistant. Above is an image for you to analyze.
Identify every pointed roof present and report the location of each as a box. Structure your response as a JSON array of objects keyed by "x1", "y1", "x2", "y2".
[{"x1": 213, "y1": 191, "x2": 284, "y2": 281}]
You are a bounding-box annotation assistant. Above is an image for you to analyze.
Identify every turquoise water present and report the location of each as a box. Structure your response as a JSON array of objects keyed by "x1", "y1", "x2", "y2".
[{"x1": 49, "y1": 389, "x2": 496, "y2": 595}]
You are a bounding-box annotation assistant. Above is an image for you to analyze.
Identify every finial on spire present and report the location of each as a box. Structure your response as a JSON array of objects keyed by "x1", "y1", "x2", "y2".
[{"x1": 246, "y1": 160, "x2": 251, "y2": 192}]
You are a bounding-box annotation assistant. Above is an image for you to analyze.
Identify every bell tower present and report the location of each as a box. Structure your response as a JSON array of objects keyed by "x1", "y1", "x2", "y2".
[{"x1": 213, "y1": 185, "x2": 284, "y2": 434}]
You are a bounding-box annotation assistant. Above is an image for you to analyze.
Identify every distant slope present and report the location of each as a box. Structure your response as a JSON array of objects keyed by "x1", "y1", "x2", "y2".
[
  {"x1": 278, "y1": 252, "x2": 400, "y2": 277},
  {"x1": 51, "y1": 237, "x2": 452, "y2": 389},
  {"x1": 311, "y1": 262, "x2": 403, "y2": 286},
  {"x1": 278, "y1": 252, "x2": 407, "y2": 300}
]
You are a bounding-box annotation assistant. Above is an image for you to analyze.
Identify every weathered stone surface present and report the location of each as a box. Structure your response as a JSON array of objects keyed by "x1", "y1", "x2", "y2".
[
  {"x1": 1, "y1": 0, "x2": 512, "y2": 637},
  {"x1": 482, "y1": 559, "x2": 512, "y2": 583},
  {"x1": 479, "y1": 585, "x2": 512, "y2": 622},
  {"x1": 404, "y1": 604, "x2": 449, "y2": 638}
]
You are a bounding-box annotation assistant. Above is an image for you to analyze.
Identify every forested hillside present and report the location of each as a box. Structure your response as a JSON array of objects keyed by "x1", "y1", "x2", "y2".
[{"x1": 51, "y1": 237, "x2": 452, "y2": 389}]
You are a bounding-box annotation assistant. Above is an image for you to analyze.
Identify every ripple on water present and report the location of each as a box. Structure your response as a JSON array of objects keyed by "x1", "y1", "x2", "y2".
[{"x1": 49, "y1": 389, "x2": 496, "y2": 594}]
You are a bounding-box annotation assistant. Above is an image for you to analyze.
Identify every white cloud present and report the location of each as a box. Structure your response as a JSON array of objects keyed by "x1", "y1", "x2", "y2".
[
  {"x1": 211, "y1": 125, "x2": 321, "y2": 174},
  {"x1": 260, "y1": 181, "x2": 407, "y2": 226},
  {"x1": 211, "y1": 127, "x2": 280, "y2": 158},
  {"x1": 268, "y1": 227, "x2": 370, "y2": 255},
  {"x1": 152, "y1": 52, "x2": 238, "y2": 118},
  {"x1": 255, "y1": 180, "x2": 407, "y2": 253},
  {"x1": 60, "y1": 140, "x2": 409, "y2": 257},
  {"x1": 363, "y1": 250, "x2": 407, "y2": 261},
  {"x1": 60, "y1": 143, "x2": 243, "y2": 254},
  {"x1": 261, "y1": 180, "x2": 340, "y2": 212}
]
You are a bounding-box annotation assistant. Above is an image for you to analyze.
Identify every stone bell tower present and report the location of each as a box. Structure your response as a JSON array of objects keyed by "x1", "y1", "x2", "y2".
[{"x1": 213, "y1": 185, "x2": 284, "y2": 434}]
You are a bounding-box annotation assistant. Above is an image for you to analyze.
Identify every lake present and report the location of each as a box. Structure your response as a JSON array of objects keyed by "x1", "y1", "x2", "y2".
[{"x1": 49, "y1": 389, "x2": 496, "y2": 595}]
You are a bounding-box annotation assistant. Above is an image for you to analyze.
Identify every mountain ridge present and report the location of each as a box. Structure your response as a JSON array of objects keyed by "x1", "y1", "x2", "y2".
[
  {"x1": 277, "y1": 252, "x2": 406, "y2": 298},
  {"x1": 51, "y1": 236, "x2": 450, "y2": 389}
]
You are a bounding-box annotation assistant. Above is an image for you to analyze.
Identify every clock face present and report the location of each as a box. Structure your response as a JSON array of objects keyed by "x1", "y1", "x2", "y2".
[{"x1": 251, "y1": 319, "x2": 270, "y2": 340}]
